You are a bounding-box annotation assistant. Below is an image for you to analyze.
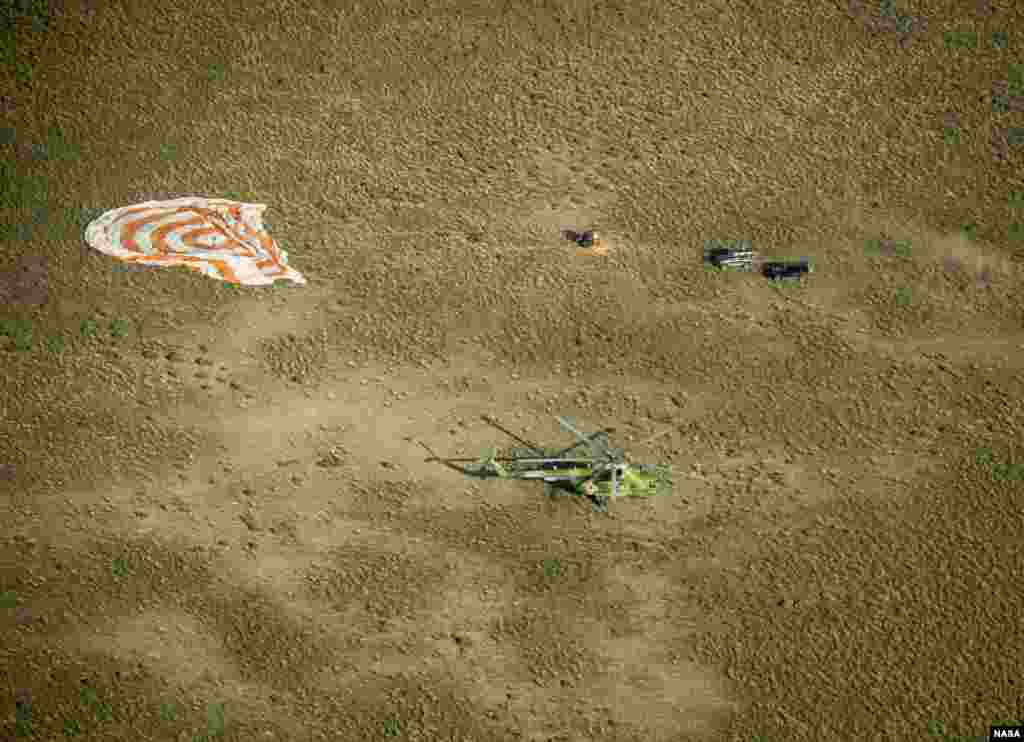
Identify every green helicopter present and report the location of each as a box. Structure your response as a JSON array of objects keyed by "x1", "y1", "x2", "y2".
[{"x1": 417, "y1": 415, "x2": 673, "y2": 512}]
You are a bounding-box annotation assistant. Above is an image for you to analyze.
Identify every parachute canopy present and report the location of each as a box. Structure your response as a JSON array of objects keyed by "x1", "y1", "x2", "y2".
[{"x1": 84, "y1": 197, "x2": 306, "y2": 286}]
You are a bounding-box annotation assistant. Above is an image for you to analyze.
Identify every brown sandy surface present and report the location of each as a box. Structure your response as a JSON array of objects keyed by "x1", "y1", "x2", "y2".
[{"x1": 2, "y1": 1, "x2": 1023, "y2": 740}]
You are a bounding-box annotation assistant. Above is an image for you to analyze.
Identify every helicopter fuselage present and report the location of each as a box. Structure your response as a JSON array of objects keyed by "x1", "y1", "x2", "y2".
[{"x1": 508, "y1": 463, "x2": 669, "y2": 499}]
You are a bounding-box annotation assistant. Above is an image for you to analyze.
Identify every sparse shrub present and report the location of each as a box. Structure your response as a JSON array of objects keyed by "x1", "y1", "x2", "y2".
[
  {"x1": 63, "y1": 718, "x2": 82, "y2": 736},
  {"x1": 111, "y1": 318, "x2": 130, "y2": 338},
  {"x1": 944, "y1": 30, "x2": 977, "y2": 50},
  {"x1": 0, "y1": 318, "x2": 33, "y2": 350},
  {"x1": 206, "y1": 703, "x2": 225, "y2": 737}
]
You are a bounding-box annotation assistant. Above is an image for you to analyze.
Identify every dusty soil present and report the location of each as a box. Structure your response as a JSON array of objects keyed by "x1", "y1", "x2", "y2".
[{"x1": 2, "y1": 1, "x2": 1023, "y2": 740}]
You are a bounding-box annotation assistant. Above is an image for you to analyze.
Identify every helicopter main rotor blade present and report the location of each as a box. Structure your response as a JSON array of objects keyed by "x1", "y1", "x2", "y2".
[
  {"x1": 481, "y1": 415, "x2": 545, "y2": 455},
  {"x1": 634, "y1": 427, "x2": 675, "y2": 448},
  {"x1": 427, "y1": 456, "x2": 594, "y2": 464},
  {"x1": 556, "y1": 416, "x2": 617, "y2": 460},
  {"x1": 552, "y1": 428, "x2": 614, "y2": 458},
  {"x1": 556, "y1": 416, "x2": 592, "y2": 445},
  {"x1": 425, "y1": 456, "x2": 508, "y2": 463},
  {"x1": 412, "y1": 438, "x2": 442, "y2": 460}
]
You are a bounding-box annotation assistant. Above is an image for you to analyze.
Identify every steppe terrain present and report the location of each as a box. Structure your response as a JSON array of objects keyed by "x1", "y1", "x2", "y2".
[{"x1": 1, "y1": 1, "x2": 1022, "y2": 740}]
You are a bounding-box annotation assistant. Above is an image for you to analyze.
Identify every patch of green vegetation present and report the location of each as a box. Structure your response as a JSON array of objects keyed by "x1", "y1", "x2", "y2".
[
  {"x1": 992, "y1": 92, "x2": 1011, "y2": 113},
  {"x1": 975, "y1": 449, "x2": 1024, "y2": 481},
  {"x1": 0, "y1": 221, "x2": 31, "y2": 241},
  {"x1": 995, "y1": 66, "x2": 1024, "y2": 111},
  {"x1": 894, "y1": 287, "x2": 912, "y2": 306},
  {"x1": 942, "y1": 126, "x2": 961, "y2": 145},
  {"x1": 0, "y1": 160, "x2": 48, "y2": 209},
  {"x1": 1010, "y1": 64, "x2": 1024, "y2": 96},
  {"x1": 1010, "y1": 191, "x2": 1024, "y2": 207},
  {"x1": 383, "y1": 718, "x2": 402, "y2": 737},
  {"x1": 1, "y1": 318, "x2": 33, "y2": 350},
  {"x1": 542, "y1": 558, "x2": 562, "y2": 578},
  {"x1": 944, "y1": 30, "x2": 977, "y2": 50},
  {"x1": 0, "y1": 204, "x2": 63, "y2": 241},
  {"x1": 993, "y1": 461, "x2": 1024, "y2": 481},
  {"x1": 63, "y1": 718, "x2": 82, "y2": 736},
  {"x1": 159, "y1": 702, "x2": 178, "y2": 722},
  {"x1": 206, "y1": 703, "x2": 225, "y2": 737},
  {"x1": 1007, "y1": 127, "x2": 1024, "y2": 147},
  {"x1": 961, "y1": 223, "x2": 978, "y2": 240},
  {"x1": 79, "y1": 686, "x2": 113, "y2": 724},
  {"x1": 41, "y1": 125, "x2": 80, "y2": 161},
  {"x1": 13, "y1": 60, "x2": 33, "y2": 83},
  {"x1": 46, "y1": 334, "x2": 64, "y2": 353},
  {"x1": 110, "y1": 318, "x2": 130, "y2": 338},
  {"x1": 876, "y1": 0, "x2": 913, "y2": 33},
  {"x1": 12, "y1": 125, "x2": 81, "y2": 162},
  {"x1": 14, "y1": 699, "x2": 33, "y2": 738},
  {"x1": 79, "y1": 318, "x2": 97, "y2": 337},
  {"x1": 0, "y1": 0, "x2": 48, "y2": 74},
  {"x1": 74, "y1": 206, "x2": 105, "y2": 228},
  {"x1": 1009, "y1": 223, "x2": 1024, "y2": 241},
  {"x1": 992, "y1": 31, "x2": 1009, "y2": 50},
  {"x1": 159, "y1": 143, "x2": 178, "y2": 160},
  {"x1": 0, "y1": 590, "x2": 17, "y2": 608},
  {"x1": 1, "y1": 318, "x2": 29, "y2": 335},
  {"x1": 1, "y1": 0, "x2": 49, "y2": 26},
  {"x1": 29, "y1": 204, "x2": 49, "y2": 225},
  {"x1": 207, "y1": 64, "x2": 226, "y2": 82},
  {"x1": 112, "y1": 558, "x2": 129, "y2": 577}
]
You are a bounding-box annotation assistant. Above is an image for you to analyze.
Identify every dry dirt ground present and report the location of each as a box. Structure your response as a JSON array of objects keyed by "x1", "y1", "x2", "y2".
[{"x1": 2, "y1": 1, "x2": 1024, "y2": 741}]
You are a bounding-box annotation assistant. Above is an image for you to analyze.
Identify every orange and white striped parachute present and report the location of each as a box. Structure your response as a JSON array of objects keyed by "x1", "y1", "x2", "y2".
[{"x1": 84, "y1": 197, "x2": 306, "y2": 286}]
